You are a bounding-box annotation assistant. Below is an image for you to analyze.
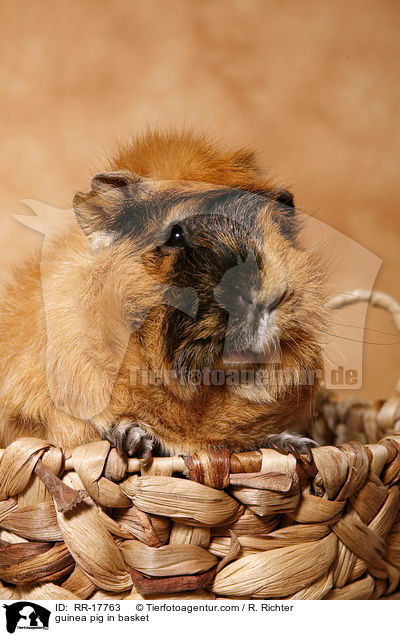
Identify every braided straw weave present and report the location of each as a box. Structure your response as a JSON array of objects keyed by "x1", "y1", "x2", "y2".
[{"x1": 1, "y1": 290, "x2": 400, "y2": 601}]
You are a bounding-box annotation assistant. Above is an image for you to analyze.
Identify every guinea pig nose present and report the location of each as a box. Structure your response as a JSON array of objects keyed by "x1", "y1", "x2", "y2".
[
  {"x1": 237, "y1": 294, "x2": 256, "y2": 309},
  {"x1": 252, "y1": 291, "x2": 285, "y2": 317},
  {"x1": 237, "y1": 291, "x2": 285, "y2": 317},
  {"x1": 264, "y1": 291, "x2": 285, "y2": 313}
]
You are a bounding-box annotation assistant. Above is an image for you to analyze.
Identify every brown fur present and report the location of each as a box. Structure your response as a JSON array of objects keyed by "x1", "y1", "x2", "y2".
[{"x1": 0, "y1": 130, "x2": 327, "y2": 454}]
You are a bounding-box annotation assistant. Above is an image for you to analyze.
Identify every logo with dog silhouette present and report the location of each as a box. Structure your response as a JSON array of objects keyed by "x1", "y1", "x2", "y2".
[{"x1": 3, "y1": 602, "x2": 50, "y2": 633}]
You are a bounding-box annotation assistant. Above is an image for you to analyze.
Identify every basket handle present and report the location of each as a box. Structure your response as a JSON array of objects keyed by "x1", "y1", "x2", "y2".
[{"x1": 328, "y1": 289, "x2": 400, "y2": 392}]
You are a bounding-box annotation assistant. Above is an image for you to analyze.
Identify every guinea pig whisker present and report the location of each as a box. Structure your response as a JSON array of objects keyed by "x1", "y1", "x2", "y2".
[
  {"x1": 326, "y1": 319, "x2": 399, "y2": 339},
  {"x1": 313, "y1": 327, "x2": 400, "y2": 346}
]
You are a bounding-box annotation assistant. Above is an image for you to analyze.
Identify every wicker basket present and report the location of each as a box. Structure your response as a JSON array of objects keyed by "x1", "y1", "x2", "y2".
[{"x1": 0, "y1": 290, "x2": 400, "y2": 601}]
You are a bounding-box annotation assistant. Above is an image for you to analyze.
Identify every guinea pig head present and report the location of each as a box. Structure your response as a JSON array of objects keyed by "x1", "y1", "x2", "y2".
[{"x1": 73, "y1": 171, "x2": 327, "y2": 398}]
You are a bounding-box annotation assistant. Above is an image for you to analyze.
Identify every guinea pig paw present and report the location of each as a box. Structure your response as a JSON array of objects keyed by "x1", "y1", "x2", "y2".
[
  {"x1": 264, "y1": 432, "x2": 318, "y2": 462},
  {"x1": 102, "y1": 420, "x2": 153, "y2": 467}
]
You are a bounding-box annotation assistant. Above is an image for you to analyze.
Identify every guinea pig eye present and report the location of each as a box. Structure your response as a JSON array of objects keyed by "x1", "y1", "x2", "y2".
[{"x1": 165, "y1": 224, "x2": 185, "y2": 248}]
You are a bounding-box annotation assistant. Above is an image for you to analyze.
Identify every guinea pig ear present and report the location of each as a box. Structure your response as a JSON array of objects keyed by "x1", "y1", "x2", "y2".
[
  {"x1": 273, "y1": 188, "x2": 299, "y2": 240},
  {"x1": 89, "y1": 170, "x2": 141, "y2": 192},
  {"x1": 275, "y1": 189, "x2": 294, "y2": 209},
  {"x1": 73, "y1": 170, "x2": 141, "y2": 249}
]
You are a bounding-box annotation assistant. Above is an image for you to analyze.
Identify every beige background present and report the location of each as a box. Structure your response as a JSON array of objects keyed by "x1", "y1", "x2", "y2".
[{"x1": 0, "y1": 0, "x2": 399, "y2": 399}]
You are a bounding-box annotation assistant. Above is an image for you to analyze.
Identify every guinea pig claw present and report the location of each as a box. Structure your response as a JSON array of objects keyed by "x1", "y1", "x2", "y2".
[
  {"x1": 287, "y1": 443, "x2": 301, "y2": 459},
  {"x1": 102, "y1": 420, "x2": 154, "y2": 462},
  {"x1": 268, "y1": 441, "x2": 288, "y2": 455},
  {"x1": 141, "y1": 446, "x2": 154, "y2": 469},
  {"x1": 264, "y1": 432, "x2": 317, "y2": 462}
]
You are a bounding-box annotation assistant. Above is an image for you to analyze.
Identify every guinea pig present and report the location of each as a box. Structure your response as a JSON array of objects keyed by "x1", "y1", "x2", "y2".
[{"x1": 0, "y1": 130, "x2": 327, "y2": 460}]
